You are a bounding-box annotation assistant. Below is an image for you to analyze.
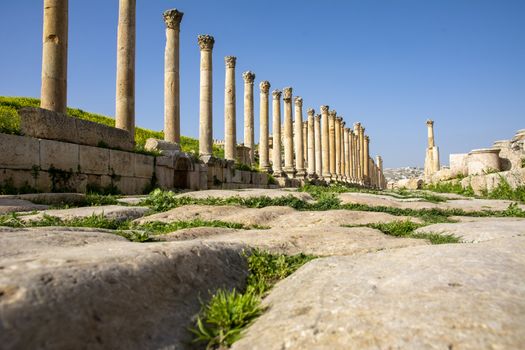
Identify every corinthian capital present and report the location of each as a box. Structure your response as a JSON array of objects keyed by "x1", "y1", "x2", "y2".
[
  {"x1": 354, "y1": 122, "x2": 361, "y2": 130},
  {"x1": 294, "y1": 96, "x2": 303, "y2": 107},
  {"x1": 163, "y1": 9, "x2": 184, "y2": 30},
  {"x1": 315, "y1": 114, "x2": 321, "y2": 121},
  {"x1": 197, "y1": 34, "x2": 215, "y2": 50},
  {"x1": 225, "y1": 56, "x2": 237, "y2": 68},
  {"x1": 335, "y1": 116, "x2": 342, "y2": 122},
  {"x1": 272, "y1": 89, "x2": 282, "y2": 99},
  {"x1": 260, "y1": 81, "x2": 271, "y2": 93},
  {"x1": 307, "y1": 108, "x2": 315, "y2": 116},
  {"x1": 329, "y1": 110, "x2": 337, "y2": 118},
  {"x1": 283, "y1": 87, "x2": 293, "y2": 101},
  {"x1": 243, "y1": 71, "x2": 256, "y2": 84},
  {"x1": 365, "y1": 135, "x2": 370, "y2": 142},
  {"x1": 426, "y1": 119, "x2": 434, "y2": 126},
  {"x1": 320, "y1": 105, "x2": 329, "y2": 113}
]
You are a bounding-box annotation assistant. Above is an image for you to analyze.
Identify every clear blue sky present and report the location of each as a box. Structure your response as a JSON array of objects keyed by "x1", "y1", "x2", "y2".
[{"x1": 1, "y1": 0, "x2": 523, "y2": 168}]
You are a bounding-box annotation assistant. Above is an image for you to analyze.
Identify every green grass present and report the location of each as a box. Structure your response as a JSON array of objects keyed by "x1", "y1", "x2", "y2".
[
  {"x1": 483, "y1": 177, "x2": 525, "y2": 203},
  {"x1": 344, "y1": 220, "x2": 460, "y2": 244},
  {"x1": 0, "y1": 96, "x2": 224, "y2": 158},
  {"x1": 191, "y1": 250, "x2": 316, "y2": 349},
  {"x1": 424, "y1": 181, "x2": 475, "y2": 197}
]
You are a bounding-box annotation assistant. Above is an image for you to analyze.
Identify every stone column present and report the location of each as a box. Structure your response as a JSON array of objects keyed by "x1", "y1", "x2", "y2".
[
  {"x1": 329, "y1": 110, "x2": 337, "y2": 179},
  {"x1": 424, "y1": 119, "x2": 441, "y2": 178},
  {"x1": 320, "y1": 106, "x2": 331, "y2": 180},
  {"x1": 376, "y1": 155, "x2": 383, "y2": 189},
  {"x1": 198, "y1": 35, "x2": 215, "y2": 158},
  {"x1": 294, "y1": 97, "x2": 306, "y2": 177},
  {"x1": 359, "y1": 124, "x2": 366, "y2": 183},
  {"x1": 303, "y1": 122, "x2": 308, "y2": 167},
  {"x1": 272, "y1": 90, "x2": 284, "y2": 176},
  {"x1": 224, "y1": 56, "x2": 237, "y2": 161},
  {"x1": 427, "y1": 119, "x2": 435, "y2": 148},
  {"x1": 335, "y1": 117, "x2": 342, "y2": 179},
  {"x1": 364, "y1": 135, "x2": 370, "y2": 183},
  {"x1": 243, "y1": 71, "x2": 256, "y2": 164},
  {"x1": 354, "y1": 123, "x2": 361, "y2": 182},
  {"x1": 163, "y1": 9, "x2": 183, "y2": 144},
  {"x1": 344, "y1": 126, "x2": 350, "y2": 182},
  {"x1": 350, "y1": 130, "x2": 356, "y2": 182},
  {"x1": 115, "y1": 0, "x2": 136, "y2": 141},
  {"x1": 314, "y1": 114, "x2": 322, "y2": 177},
  {"x1": 259, "y1": 81, "x2": 271, "y2": 172},
  {"x1": 307, "y1": 109, "x2": 316, "y2": 177},
  {"x1": 283, "y1": 87, "x2": 295, "y2": 176},
  {"x1": 41, "y1": 0, "x2": 68, "y2": 114}
]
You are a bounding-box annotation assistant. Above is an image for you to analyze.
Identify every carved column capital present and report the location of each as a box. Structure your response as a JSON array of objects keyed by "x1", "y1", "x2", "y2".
[
  {"x1": 307, "y1": 108, "x2": 315, "y2": 116},
  {"x1": 365, "y1": 135, "x2": 370, "y2": 142},
  {"x1": 225, "y1": 56, "x2": 237, "y2": 68},
  {"x1": 426, "y1": 119, "x2": 434, "y2": 126},
  {"x1": 260, "y1": 81, "x2": 271, "y2": 93},
  {"x1": 243, "y1": 71, "x2": 256, "y2": 84},
  {"x1": 335, "y1": 116, "x2": 342, "y2": 122},
  {"x1": 354, "y1": 122, "x2": 361, "y2": 129},
  {"x1": 283, "y1": 87, "x2": 293, "y2": 101},
  {"x1": 294, "y1": 96, "x2": 303, "y2": 107},
  {"x1": 329, "y1": 110, "x2": 337, "y2": 118},
  {"x1": 163, "y1": 9, "x2": 184, "y2": 30},
  {"x1": 272, "y1": 89, "x2": 282, "y2": 99},
  {"x1": 197, "y1": 34, "x2": 215, "y2": 50},
  {"x1": 315, "y1": 114, "x2": 321, "y2": 121},
  {"x1": 320, "y1": 105, "x2": 329, "y2": 113}
]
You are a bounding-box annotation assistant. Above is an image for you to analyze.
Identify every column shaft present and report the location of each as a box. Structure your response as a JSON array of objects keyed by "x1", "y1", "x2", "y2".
[
  {"x1": 314, "y1": 114, "x2": 322, "y2": 177},
  {"x1": 307, "y1": 110, "x2": 315, "y2": 176},
  {"x1": 320, "y1": 106, "x2": 331, "y2": 179},
  {"x1": 329, "y1": 112, "x2": 336, "y2": 179},
  {"x1": 364, "y1": 135, "x2": 370, "y2": 182},
  {"x1": 335, "y1": 117, "x2": 342, "y2": 179},
  {"x1": 272, "y1": 90, "x2": 283, "y2": 175},
  {"x1": 303, "y1": 122, "x2": 308, "y2": 167},
  {"x1": 41, "y1": 0, "x2": 68, "y2": 114},
  {"x1": 283, "y1": 87, "x2": 295, "y2": 175},
  {"x1": 344, "y1": 127, "x2": 350, "y2": 181},
  {"x1": 224, "y1": 56, "x2": 237, "y2": 161},
  {"x1": 294, "y1": 97, "x2": 305, "y2": 176},
  {"x1": 259, "y1": 81, "x2": 271, "y2": 172},
  {"x1": 243, "y1": 71, "x2": 256, "y2": 164},
  {"x1": 115, "y1": 0, "x2": 136, "y2": 141},
  {"x1": 198, "y1": 35, "x2": 214, "y2": 157}
]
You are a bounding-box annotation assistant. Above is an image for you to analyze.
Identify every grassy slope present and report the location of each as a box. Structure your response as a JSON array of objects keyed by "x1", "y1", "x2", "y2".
[{"x1": 0, "y1": 96, "x2": 224, "y2": 157}]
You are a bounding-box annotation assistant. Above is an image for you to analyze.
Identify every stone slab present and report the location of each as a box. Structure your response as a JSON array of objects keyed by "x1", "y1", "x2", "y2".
[
  {"x1": 39, "y1": 139, "x2": 79, "y2": 171},
  {"x1": 79, "y1": 145, "x2": 110, "y2": 175},
  {"x1": 109, "y1": 149, "x2": 134, "y2": 177},
  {"x1": 19, "y1": 107, "x2": 133, "y2": 151},
  {"x1": 0, "y1": 133, "x2": 40, "y2": 170},
  {"x1": 21, "y1": 205, "x2": 149, "y2": 223}
]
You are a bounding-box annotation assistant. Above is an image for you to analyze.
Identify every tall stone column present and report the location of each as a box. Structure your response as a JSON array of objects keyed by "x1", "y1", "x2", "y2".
[
  {"x1": 242, "y1": 71, "x2": 256, "y2": 164},
  {"x1": 307, "y1": 109, "x2": 315, "y2": 177},
  {"x1": 163, "y1": 9, "x2": 183, "y2": 144},
  {"x1": 334, "y1": 117, "x2": 342, "y2": 179},
  {"x1": 344, "y1": 126, "x2": 350, "y2": 181},
  {"x1": 303, "y1": 122, "x2": 308, "y2": 167},
  {"x1": 282, "y1": 87, "x2": 295, "y2": 176},
  {"x1": 314, "y1": 114, "x2": 322, "y2": 177},
  {"x1": 320, "y1": 106, "x2": 331, "y2": 180},
  {"x1": 424, "y1": 119, "x2": 440, "y2": 178},
  {"x1": 259, "y1": 81, "x2": 271, "y2": 172},
  {"x1": 198, "y1": 35, "x2": 215, "y2": 158},
  {"x1": 354, "y1": 123, "x2": 361, "y2": 182},
  {"x1": 376, "y1": 155, "x2": 383, "y2": 189},
  {"x1": 294, "y1": 97, "x2": 306, "y2": 177},
  {"x1": 272, "y1": 90, "x2": 284, "y2": 176},
  {"x1": 224, "y1": 56, "x2": 237, "y2": 161},
  {"x1": 427, "y1": 119, "x2": 435, "y2": 148},
  {"x1": 364, "y1": 135, "x2": 370, "y2": 183},
  {"x1": 350, "y1": 130, "x2": 356, "y2": 182},
  {"x1": 41, "y1": 0, "x2": 68, "y2": 114},
  {"x1": 329, "y1": 110, "x2": 337, "y2": 179},
  {"x1": 115, "y1": 0, "x2": 136, "y2": 141}
]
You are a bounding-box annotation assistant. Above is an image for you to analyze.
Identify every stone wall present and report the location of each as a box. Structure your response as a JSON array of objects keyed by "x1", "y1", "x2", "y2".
[{"x1": 0, "y1": 133, "x2": 276, "y2": 195}]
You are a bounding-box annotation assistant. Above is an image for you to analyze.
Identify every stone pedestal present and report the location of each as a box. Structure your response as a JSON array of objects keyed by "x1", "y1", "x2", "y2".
[
  {"x1": 272, "y1": 90, "x2": 284, "y2": 176},
  {"x1": 243, "y1": 71, "x2": 256, "y2": 164},
  {"x1": 115, "y1": 0, "x2": 136, "y2": 141},
  {"x1": 467, "y1": 148, "x2": 501, "y2": 176},
  {"x1": 320, "y1": 106, "x2": 331, "y2": 180},
  {"x1": 163, "y1": 9, "x2": 183, "y2": 144},
  {"x1": 41, "y1": 0, "x2": 68, "y2": 114},
  {"x1": 259, "y1": 81, "x2": 271, "y2": 172},
  {"x1": 294, "y1": 97, "x2": 306, "y2": 177},
  {"x1": 314, "y1": 114, "x2": 322, "y2": 178},
  {"x1": 283, "y1": 87, "x2": 295, "y2": 176},
  {"x1": 198, "y1": 35, "x2": 215, "y2": 157},
  {"x1": 224, "y1": 56, "x2": 237, "y2": 161}
]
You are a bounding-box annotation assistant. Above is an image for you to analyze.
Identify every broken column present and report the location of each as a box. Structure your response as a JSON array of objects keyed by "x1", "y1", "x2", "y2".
[
  {"x1": 272, "y1": 90, "x2": 284, "y2": 176},
  {"x1": 115, "y1": 0, "x2": 136, "y2": 141},
  {"x1": 224, "y1": 56, "x2": 237, "y2": 161},
  {"x1": 424, "y1": 119, "x2": 441, "y2": 179},
  {"x1": 243, "y1": 71, "x2": 256, "y2": 164},
  {"x1": 40, "y1": 0, "x2": 68, "y2": 114},
  {"x1": 282, "y1": 87, "x2": 295, "y2": 176},
  {"x1": 329, "y1": 110, "x2": 337, "y2": 180},
  {"x1": 163, "y1": 9, "x2": 184, "y2": 144},
  {"x1": 321, "y1": 106, "x2": 331, "y2": 180},
  {"x1": 259, "y1": 81, "x2": 271, "y2": 172},
  {"x1": 294, "y1": 97, "x2": 306, "y2": 177},
  {"x1": 198, "y1": 34, "x2": 215, "y2": 158},
  {"x1": 307, "y1": 109, "x2": 316, "y2": 177},
  {"x1": 314, "y1": 114, "x2": 322, "y2": 177}
]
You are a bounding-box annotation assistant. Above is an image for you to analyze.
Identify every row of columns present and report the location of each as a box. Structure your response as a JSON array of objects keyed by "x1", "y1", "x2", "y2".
[{"x1": 38, "y1": 0, "x2": 386, "y2": 188}]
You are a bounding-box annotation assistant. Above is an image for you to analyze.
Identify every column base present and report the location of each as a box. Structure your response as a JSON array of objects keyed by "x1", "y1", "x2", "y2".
[
  {"x1": 295, "y1": 168, "x2": 307, "y2": 179},
  {"x1": 260, "y1": 165, "x2": 273, "y2": 173},
  {"x1": 284, "y1": 167, "x2": 296, "y2": 178},
  {"x1": 273, "y1": 169, "x2": 286, "y2": 177},
  {"x1": 200, "y1": 154, "x2": 217, "y2": 164}
]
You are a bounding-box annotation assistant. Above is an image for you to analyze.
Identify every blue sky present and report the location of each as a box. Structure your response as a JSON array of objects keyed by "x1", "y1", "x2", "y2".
[{"x1": 0, "y1": 0, "x2": 523, "y2": 168}]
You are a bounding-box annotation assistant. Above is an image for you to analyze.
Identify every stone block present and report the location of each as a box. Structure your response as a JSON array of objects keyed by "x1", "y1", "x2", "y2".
[
  {"x1": 469, "y1": 175, "x2": 487, "y2": 195},
  {"x1": 144, "y1": 138, "x2": 180, "y2": 155},
  {"x1": 79, "y1": 146, "x2": 109, "y2": 175},
  {"x1": 19, "y1": 107, "x2": 133, "y2": 151},
  {"x1": 0, "y1": 133, "x2": 40, "y2": 170},
  {"x1": 232, "y1": 170, "x2": 242, "y2": 183},
  {"x1": 134, "y1": 154, "x2": 154, "y2": 178},
  {"x1": 188, "y1": 170, "x2": 201, "y2": 190},
  {"x1": 40, "y1": 139, "x2": 79, "y2": 172},
  {"x1": 156, "y1": 166, "x2": 174, "y2": 190},
  {"x1": 449, "y1": 153, "x2": 468, "y2": 176},
  {"x1": 240, "y1": 171, "x2": 252, "y2": 184},
  {"x1": 110, "y1": 150, "x2": 134, "y2": 177},
  {"x1": 156, "y1": 155, "x2": 174, "y2": 168},
  {"x1": 0, "y1": 169, "x2": 35, "y2": 189}
]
